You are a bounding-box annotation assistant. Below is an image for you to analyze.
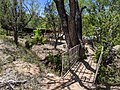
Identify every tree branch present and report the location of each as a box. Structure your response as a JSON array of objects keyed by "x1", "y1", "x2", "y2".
[{"x1": 0, "y1": 80, "x2": 27, "y2": 89}]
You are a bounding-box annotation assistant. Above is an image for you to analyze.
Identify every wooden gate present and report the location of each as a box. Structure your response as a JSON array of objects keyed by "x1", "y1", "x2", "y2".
[{"x1": 61, "y1": 44, "x2": 81, "y2": 76}]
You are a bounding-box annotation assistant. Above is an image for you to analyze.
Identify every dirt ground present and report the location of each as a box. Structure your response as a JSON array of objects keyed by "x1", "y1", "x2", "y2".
[{"x1": 0, "y1": 36, "x2": 120, "y2": 90}]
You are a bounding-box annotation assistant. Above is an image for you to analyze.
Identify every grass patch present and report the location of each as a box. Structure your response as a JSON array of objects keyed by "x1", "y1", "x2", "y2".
[
  {"x1": 0, "y1": 35, "x2": 46, "y2": 73},
  {"x1": 44, "y1": 53, "x2": 62, "y2": 76}
]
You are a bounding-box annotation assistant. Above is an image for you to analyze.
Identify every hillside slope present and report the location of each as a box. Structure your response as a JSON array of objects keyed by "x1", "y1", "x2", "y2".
[{"x1": 0, "y1": 36, "x2": 45, "y2": 90}]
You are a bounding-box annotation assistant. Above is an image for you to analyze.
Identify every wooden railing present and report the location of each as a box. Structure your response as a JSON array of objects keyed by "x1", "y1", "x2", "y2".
[
  {"x1": 61, "y1": 44, "x2": 80, "y2": 76},
  {"x1": 61, "y1": 44, "x2": 104, "y2": 83},
  {"x1": 93, "y1": 46, "x2": 104, "y2": 83}
]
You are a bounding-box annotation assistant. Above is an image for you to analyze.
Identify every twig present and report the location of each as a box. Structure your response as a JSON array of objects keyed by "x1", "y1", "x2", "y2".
[{"x1": 0, "y1": 80, "x2": 27, "y2": 89}]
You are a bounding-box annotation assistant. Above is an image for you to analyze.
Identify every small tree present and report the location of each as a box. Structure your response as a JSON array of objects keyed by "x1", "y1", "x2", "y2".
[
  {"x1": 44, "y1": 1, "x2": 62, "y2": 49},
  {"x1": 0, "y1": 0, "x2": 35, "y2": 45}
]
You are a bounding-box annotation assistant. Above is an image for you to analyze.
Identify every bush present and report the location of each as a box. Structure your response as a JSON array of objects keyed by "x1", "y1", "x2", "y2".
[
  {"x1": 113, "y1": 34, "x2": 120, "y2": 45},
  {"x1": 46, "y1": 53, "x2": 62, "y2": 75},
  {"x1": 0, "y1": 28, "x2": 6, "y2": 35},
  {"x1": 32, "y1": 28, "x2": 46, "y2": 44},
  {"x1": 95, "y1": 45, "x2": 102, "y2": 62},
  {"x1": 25, "y1": 39, "x2": 35, "y2": 49},
  {"x1": 97, "y1": 64, "x2": 119, "y2": 84},
  {"x1": 95, "y1": 42, "x2": 120, "y2": 85},
  {"x1": 25, "y1": 28, "x2": 46, "y2": 49}
]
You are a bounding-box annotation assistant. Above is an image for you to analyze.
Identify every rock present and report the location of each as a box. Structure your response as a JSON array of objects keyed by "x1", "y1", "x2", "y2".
[
  {"x1": 112, "y1": 45, "x2": 120, "y2": 75},
  {"x1": 112, "y1": 45, "x2": 120, "y2": 51},
  {"x1": 46, "y1": 73, "x2": 55, "y2": 78}
]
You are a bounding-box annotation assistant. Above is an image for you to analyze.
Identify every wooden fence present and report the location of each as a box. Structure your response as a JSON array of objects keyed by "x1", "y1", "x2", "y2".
[
  {"x1": 61, "y1": 44, "x2": 81, "y2": 76},
  {"x1": 93, "y1": 46, "x2": 104, "y2": 83}
]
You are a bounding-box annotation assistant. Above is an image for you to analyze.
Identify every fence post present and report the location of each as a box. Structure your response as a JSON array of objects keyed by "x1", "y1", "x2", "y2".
[
  {"x1": 93, "y1": 46, "x2": 104, "y2": 83},
  {"x1": 61, "y1": 55, "x2": 63, "y2": 77}
]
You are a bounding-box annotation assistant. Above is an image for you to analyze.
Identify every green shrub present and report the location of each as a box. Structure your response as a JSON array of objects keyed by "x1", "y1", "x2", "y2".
[
  {"x1": 97, "y1": 64, "x2": 119, "y2": 84},
  {"x1": 95, "y1": 45, "x2": 102, "y2": 61},
  {"x1": 47, "y1": 53, "x2": 62, "y2": 75},
  {"x1": 25, "y1": 28, "x2": 46, "y2": 49},
  {"x1": 32, "y1": 28, "x2": 46, "y2": 44},
  {"x1": 0, "y1": 28, "x2": 6, "y2": 35},
  {"x1": 96, "y1": 42, "x2": 120, "y2": 85},
  {"x1": 113, "y1": 34, "x2": 120, "y2": 45},
  {"x1": 25, "y1": 39, "x2": 35, "y2": 49}
]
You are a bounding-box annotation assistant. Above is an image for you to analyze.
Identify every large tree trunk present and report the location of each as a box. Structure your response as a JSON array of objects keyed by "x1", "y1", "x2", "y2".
[
  {"x1": 68, "y1": 0, "x2": 80, "y2": 47},
  {"x1": 76, "y1": 0, "x2": 82, "y2": 40},
  {"x1": 54, "y1": 0, "x2": 80, "y2": 49},
  {"x1": 54, "y1": 0, "x2": 72, "y2": 49}
]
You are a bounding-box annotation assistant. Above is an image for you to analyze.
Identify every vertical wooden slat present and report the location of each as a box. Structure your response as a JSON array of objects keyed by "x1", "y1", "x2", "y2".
[
  {"x1": 61, "y1": 44, "x2": 80, "y2": 77},
  {"x1": 93, "y1": 46, "x2": 104, "y2": 83}
]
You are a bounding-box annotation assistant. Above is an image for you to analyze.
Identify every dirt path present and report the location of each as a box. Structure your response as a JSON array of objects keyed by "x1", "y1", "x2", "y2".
[
  {"x1": 42, "y1": 44, "x2": 120, "y2": 90},
  {"x1": 42, "y1": 45, "x2": 97, "y2": 90}
]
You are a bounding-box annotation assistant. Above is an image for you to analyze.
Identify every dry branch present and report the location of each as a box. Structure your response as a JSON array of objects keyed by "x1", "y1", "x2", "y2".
[{"x1": 0, "y1": 80, "x2": 27, "y2": 89}]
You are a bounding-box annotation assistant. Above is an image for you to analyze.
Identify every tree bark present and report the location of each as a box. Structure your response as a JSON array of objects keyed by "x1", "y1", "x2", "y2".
[
  {"x1": 54, "y1": 0, "x2": 80, "y2": 49},
  {"x1": 13, "y1": 0, "x2": 18, "y2": 45},
  {"x1": 76, "y1": 0, "x2": 82, "y2": 40},
  {"x1": 68, "y1": 0, "x2": 80, "y2": 47},
  {"x1": 54, "y1": 0, "x2": 72, "y2": 49}
]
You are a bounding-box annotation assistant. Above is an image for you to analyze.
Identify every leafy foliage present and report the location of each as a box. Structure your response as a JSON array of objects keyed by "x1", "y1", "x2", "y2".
[
  {"x1": 25, "y1": 39, "x2": 34, "y2": 49},
  {"x1": 95, "y1": 42, "x2": 120, "y2": 85},
  {"x1": 0, "y1": 28, "x2": 6, "y2": 35},
  {"x1": 97, "y1": 63, "x2": 120, "y2": 84},
  {"x1": 46, "y1": 53, "x2": 62, "y2": 75},
  {"x1": 25, "y1": 28, "x2": 46, "y2": 49},
  {"x1": 113, "y1": 33, "x2": 120, "y2": 45},
  {"x1": 88, "y1": 0, "x2": 120, "y2": 85},
  {"x1": 32, "y1": 28, "x2": 46, "y2": 44}
]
